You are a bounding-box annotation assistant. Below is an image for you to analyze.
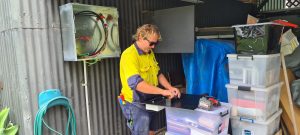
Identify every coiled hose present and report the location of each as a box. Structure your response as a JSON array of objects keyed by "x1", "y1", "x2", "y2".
[{"x1": 34, "y1": 89, "x2": 76, "y2": 135}]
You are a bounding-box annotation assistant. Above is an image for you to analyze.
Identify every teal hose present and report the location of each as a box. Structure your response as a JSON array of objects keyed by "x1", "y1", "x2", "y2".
[{"x1": 34, "y1": 96, "x2": 76, "y2": 135}]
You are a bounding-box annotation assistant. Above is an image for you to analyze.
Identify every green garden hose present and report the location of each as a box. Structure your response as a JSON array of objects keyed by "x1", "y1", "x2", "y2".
[{"x1": 34, "y1": 90, "x2": 76, "y2": 135}]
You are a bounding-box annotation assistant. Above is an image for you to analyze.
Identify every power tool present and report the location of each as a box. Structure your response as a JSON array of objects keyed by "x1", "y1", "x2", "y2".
[{"x1": 198, "y1": 96, "x2": 221, "y2": 110}]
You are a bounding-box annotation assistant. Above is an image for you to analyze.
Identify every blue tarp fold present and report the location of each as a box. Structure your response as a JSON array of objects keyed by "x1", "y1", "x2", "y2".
[{"x1": 182, "y1": 39, "x2": 235, "y2": 102}]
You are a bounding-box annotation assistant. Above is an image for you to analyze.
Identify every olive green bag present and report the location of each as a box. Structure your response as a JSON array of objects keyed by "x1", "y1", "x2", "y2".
[{"x1": 234, "y1": 23, "x2": 283, "y2": 55}]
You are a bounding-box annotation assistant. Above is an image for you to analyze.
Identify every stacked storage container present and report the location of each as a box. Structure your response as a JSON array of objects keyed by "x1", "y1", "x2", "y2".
[
  {"x1": 226, "y1": 23, "x2": 283, "y2": 135},
  {"x1": 165, "y1": 102, "x2": 231, "y2": 135}
]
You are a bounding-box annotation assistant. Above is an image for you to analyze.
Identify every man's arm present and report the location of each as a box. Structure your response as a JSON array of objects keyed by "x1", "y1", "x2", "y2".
[
  {"x1": 158, "y1": 73, "x2": 181, "y2": 98},
  {"x1": 136, "y1": 81, "x2": 174, "y2": 98},
  {"x1": 158, "y1": 73, "x2": 172, "y2": 89}
]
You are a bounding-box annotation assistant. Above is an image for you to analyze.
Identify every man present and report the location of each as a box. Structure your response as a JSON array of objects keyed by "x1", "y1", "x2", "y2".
[{"x1": 119, "y1": 24, "x2": 181, "y2": 135}]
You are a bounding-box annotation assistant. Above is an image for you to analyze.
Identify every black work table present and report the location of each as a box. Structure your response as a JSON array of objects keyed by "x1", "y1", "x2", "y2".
[{"x1": 141, "y1": 94, "x2": 204, "y2": 111}]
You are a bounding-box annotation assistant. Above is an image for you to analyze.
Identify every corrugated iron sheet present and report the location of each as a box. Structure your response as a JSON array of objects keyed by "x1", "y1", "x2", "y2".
[
  {"x1": 0, "y1": 30, "x2": 28, "y2": 134},
  {"x1": 195, "y1": 0, "x2": 255, "y2": 27},
  {"x1": 0, "y1": 0, "x2": 186, "y2": 135},
  {"x1": 258, "y1": 0, "x2": 285, "y2": 11}
]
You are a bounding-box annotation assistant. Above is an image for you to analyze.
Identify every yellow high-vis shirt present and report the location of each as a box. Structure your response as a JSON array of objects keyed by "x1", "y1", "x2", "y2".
[{"x1": 120, "y1": 44, "x2": 160, "y2": 103}]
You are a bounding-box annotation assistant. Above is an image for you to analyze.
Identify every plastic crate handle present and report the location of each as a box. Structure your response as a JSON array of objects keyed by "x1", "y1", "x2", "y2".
[
  {"x1": 237, "y1": 86, "x2": 251, "y2": 91},
  {"x1": 219, "y1": 110, "x2": 229, "y2": 117},
  {"x1": 236, "y1": 55, "x2": 254, "y2": 60},
  {"x1": 240, "y1": 117, "x2": 254, "y2": 123}
]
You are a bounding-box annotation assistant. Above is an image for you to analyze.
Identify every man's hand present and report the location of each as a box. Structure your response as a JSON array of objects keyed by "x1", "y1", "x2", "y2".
[
  {"x1": 161, "y1": 90, "x2": 175, "y2": 99},
  {"x1": 167, "y1": 87, "x2": 181, "y2": 98}
]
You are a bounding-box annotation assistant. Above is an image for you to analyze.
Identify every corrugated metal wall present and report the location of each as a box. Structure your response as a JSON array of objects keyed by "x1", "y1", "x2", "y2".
[
  {"x1": 195, "y1": 0, "x2": 255, "y2": 27},
  {"x1": 258, "y1": 0, "x2": 285, "y2": 11},
  {"x1": 0, "y1": 0, "x2": 186, "y2": 135},
  {"x1": 0, "y1": 29, "x2": 31, "y2": 133}
]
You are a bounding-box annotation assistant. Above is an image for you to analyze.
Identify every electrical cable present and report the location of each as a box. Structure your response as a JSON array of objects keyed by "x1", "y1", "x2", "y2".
[
  {"x1": 74, "y1": 10, "x2": 108, "y2": 58},
  {"x1": 34, "y1": 93, "x2": 76, "y2": 135}
]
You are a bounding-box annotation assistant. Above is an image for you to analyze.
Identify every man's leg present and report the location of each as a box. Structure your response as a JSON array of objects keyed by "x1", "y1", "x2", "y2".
[
  {"x1": 130, "y1": 103, "x2": 151, "y2": 135},
  {"x1": 119, "y1": 102, "x2": 151, "y2": 135}
]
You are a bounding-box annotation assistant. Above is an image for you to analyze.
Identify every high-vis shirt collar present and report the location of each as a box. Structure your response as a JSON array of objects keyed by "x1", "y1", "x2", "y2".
[{"x1": 134, "y1": 42, "x2": 145, "y2": 55}]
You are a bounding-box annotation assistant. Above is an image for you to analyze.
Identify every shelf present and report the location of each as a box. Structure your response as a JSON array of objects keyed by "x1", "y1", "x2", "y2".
[
  {"x1": 259, "y1": 7, "x2": 300, "y2": 17},
  {"x1": 195, "y1": 26, "x2": 234, "y2": 39}
]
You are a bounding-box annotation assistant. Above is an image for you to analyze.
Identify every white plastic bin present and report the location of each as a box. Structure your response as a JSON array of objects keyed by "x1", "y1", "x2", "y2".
[
  {"x1": 195, "y1": 102, "x2": 231, "y2": 135},
  {"x1": 227, "y1": 54, "x2": 281, "y2": 88},
  {"x1": 166, "y1": 103, "x2": 231, "y2": 135},
  {"x1": 226, "y1": 82, "x2": 282, "y2": 122},
  {"x1": 231, "y1": 109, "x2": 282, "y2": 135}
]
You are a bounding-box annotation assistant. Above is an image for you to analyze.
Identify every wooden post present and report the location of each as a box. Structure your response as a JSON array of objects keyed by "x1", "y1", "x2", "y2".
[{"x1": 281, "y1": 54, "x2": 298, "y2": 135}]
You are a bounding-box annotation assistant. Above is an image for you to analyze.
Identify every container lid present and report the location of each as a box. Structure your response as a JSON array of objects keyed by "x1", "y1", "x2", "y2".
[
  {"x1": 227, "y1": 54, "x2": 280, "y2": 59},
  {"x1": 225, "y1": 82, "x2": 283, "y2": 92},
  {"x1": 232, "y1": 22, "x2": 281, "y2": 28},
  {"x1": 231, "y1": 109, "x2": 282, "y2": 125},
  {"x1": 195, "y1": 102, "x2": 231, "y2": 116}
]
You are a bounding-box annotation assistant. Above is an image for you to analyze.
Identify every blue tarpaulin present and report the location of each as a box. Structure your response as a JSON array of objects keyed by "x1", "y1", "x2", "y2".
[{"x1": 182, "y1": 39, "x2": 235, "y2": 102}]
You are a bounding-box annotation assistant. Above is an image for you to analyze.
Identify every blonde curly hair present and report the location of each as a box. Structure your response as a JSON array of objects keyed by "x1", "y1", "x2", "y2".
[{"x1": 132, "y1": 24, "x2": 162, "y2": 41}]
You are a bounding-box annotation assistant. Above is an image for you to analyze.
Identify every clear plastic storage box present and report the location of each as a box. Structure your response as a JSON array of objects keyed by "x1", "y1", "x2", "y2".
[
  {"x1": 227, "y1": 54, "x2": 281, "y2": 88},
  {"x1": 231, "y1": 109, "x2": 282, "y2": 135},
  {"x1": 226, "y1": 82, "x2": 282, "y2": 122},
  {"x1": 166, "y1": 103, "x2": 231, "y2": 135}
]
